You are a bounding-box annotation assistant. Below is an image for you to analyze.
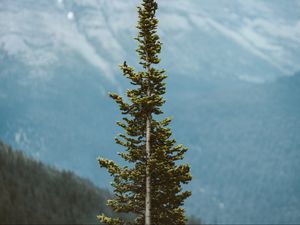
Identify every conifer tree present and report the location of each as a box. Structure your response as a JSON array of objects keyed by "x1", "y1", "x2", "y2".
[{"x1": 97, "y1": 0, "x2": 192, "y2": 224}]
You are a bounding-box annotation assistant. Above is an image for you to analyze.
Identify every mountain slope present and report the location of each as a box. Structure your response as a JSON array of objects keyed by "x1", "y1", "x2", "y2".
[
  {"x1": 172, "y1": 73, "x2": 300, "y2": 223},
  {"x1": 0, "y1": 140, "x2": 115, "y2": 224},
  {"x1": 0, "y1": 0, "x2": 299, "y2": 83}
]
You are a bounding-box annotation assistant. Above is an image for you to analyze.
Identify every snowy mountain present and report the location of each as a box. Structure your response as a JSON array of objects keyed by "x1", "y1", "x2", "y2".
[
  {"x1": 0, "y1": 0, "x2": 300, "y2": 224},
  {"x1": 1, "y1": 0, "x2": 300, "y2": 82}
]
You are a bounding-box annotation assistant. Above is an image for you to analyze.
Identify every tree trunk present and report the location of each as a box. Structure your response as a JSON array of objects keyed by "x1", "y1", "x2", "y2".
[{"x1": 145, "y1": 88, "x2": 151, "y2": 225}]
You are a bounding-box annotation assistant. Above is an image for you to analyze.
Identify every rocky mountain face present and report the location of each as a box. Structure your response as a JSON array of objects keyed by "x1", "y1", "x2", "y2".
[{"x1": 0, "y1": 0, "x2": 300, "y2": 223}]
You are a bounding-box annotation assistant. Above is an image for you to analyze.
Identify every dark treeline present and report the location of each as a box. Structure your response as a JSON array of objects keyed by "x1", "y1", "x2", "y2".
[
  {"x1": 0, "y1": 140, "x2": 202, "y2": 224},
  {"x1": 0, "y1": 140, "x2": 121, "y2": 224}
]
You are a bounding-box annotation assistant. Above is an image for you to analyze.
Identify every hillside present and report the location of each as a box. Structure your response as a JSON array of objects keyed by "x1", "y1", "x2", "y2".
[
  {"x1": 0, "y1": 140, "x2": 202, "y2": 224},
  {"x1": 0, "y1": 140, "x2": 118, "y2": 224},
  {"x1": 172, "y1": 72, "x2": 300, "y2": 223}
]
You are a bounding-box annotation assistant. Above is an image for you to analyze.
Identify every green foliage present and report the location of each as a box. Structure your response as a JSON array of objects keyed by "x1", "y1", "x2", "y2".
[
  {"x1": 98, "y1": 0, "x2": 192, "y2": 224},
  {"x1": 0, "y1": 140, "x2": 125, "y2": 224}
]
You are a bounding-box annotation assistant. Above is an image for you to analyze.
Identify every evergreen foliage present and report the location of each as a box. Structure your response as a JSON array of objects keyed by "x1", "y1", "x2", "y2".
[
  {"x1": 0, "y1": 140, "x2": 125, "y2": 224},
  {"x1": 97, "y1": 0, "x2": 192, "y2": 224}
]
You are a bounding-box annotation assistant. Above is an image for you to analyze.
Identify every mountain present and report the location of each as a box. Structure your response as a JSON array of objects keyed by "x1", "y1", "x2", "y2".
[
  {"x1": 0, "y1": 0, "x2": 300, "y2": 224},
  {"x1": 171, "y1": 73, "x2": 300, "y2": 224}
]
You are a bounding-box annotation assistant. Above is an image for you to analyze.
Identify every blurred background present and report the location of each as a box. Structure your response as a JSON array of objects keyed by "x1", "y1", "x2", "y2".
[{"x1": 0, "y1": 0, "x2": 300, "y2": 224}]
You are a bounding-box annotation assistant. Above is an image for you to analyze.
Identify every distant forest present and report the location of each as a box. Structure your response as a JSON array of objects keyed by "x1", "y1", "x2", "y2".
[
  {"x1": 0, "y1": 140, "x2": 201, "y2": 224},
  {"x1": 0, "y1": 140, "x2": 127, "y2": 224}
]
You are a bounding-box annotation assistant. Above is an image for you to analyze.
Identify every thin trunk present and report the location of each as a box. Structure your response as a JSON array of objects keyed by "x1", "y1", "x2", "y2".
[{"x1": 145, "y1": 86, "x2": 151, "y2": 225}]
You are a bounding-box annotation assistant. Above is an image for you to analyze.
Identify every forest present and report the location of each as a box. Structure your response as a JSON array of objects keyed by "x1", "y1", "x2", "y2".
[
  {"x1": 0, "y1": 140, "x2": 127, "y2": 224},
  {"x1": 0, "y1": 140, "x2": 201, "y2": 224}
]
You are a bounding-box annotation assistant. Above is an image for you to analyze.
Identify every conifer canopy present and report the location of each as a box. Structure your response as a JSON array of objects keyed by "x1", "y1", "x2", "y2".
[{"x1": 97, "y1": 1, "x2": 192, "y2": 224}]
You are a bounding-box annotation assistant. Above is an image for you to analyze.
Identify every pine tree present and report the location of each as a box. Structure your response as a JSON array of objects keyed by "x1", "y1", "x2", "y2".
[{"x1": 97, "y1": 0, "x2": 192, "y2": 224}]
